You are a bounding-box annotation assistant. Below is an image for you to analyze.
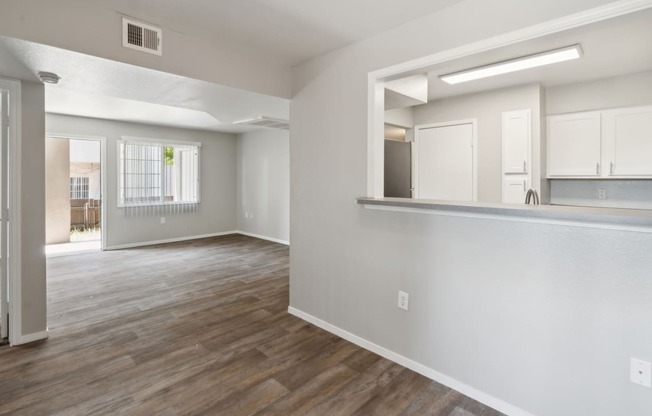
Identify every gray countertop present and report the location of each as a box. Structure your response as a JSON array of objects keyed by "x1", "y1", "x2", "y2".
[{"x1": 356, "y1": 197, "x2": 652, "y2": 231}]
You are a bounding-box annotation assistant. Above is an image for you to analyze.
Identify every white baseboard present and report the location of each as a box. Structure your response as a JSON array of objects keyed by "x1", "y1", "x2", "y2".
[
  {"x1": 287, "y1": 306, "x2": 536, "y2": 416},
  {"x1": 105, "y1": 231, "x2": 238, "y2": 250},
  {"x1": 13, "y1": 329, "x2": 49, "y2": 346},
  {"x1": 236, "y1": 230, "x2": 289, "y2": 245}
]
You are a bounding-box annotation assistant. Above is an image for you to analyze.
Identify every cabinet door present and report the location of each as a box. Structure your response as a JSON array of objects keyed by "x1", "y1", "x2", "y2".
[
  {"x1": 547, "y1": 112, "x2": 601, "y2": 177},
  {"x1": 502, "y1": 109, "x2": 530, "y2": 174},
  {"x1": 603, "y1": 106, "x2": 652, "y2": 176},
  {"x1": 503, "y1": 178, "x2": 527, "y2": 204}
]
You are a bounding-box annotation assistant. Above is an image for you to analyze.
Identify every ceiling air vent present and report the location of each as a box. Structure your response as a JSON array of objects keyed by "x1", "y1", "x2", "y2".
[
  {"x1": 233, "y1": 116, "x2": 290, "y2": 130},
  {"x1": 122, "y1": 17, "x2": 162, "y2": 56}
]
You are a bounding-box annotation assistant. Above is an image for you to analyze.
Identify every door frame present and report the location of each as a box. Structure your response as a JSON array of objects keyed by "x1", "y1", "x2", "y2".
[
  {"x1": 0, "y1": 77, "x2": 21, "y2": 344},
  {"x1": 413, "y1": 119, "x2": 478, "y2": 201},
  {"x1": 46, "y1": 134, "x2": 108, "y2": 250}
]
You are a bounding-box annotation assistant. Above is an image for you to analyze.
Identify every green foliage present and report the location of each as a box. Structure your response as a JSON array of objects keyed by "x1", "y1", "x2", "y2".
[{"x1": 164, "y1": 146, "x2": 175, "y2": 165}]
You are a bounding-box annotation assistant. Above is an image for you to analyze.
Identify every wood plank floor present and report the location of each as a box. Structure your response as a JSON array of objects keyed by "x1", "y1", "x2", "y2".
[{"x1": 0, "y1": 235, "x2": 505, "y2": 416}]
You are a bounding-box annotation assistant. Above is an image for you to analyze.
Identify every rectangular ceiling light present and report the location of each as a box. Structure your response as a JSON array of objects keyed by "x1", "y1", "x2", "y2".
[{"x1": 440, "y1": 44, "x2": 582, "y2": 85}]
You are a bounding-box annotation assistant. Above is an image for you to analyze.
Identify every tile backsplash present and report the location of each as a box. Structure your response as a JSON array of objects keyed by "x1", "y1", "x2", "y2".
[{"x1": 550, "y1": 180, "x2": 652, "y2": 209}]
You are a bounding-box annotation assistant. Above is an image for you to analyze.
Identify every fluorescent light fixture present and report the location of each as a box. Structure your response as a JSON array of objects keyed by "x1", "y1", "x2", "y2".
[{"x1": 440, "y1": 44, "x2": 582, "y2": 85}]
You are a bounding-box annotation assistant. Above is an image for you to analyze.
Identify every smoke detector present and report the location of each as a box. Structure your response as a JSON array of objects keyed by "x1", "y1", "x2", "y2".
[
  {"x1": 37, "y1": 71, "x2": 61, "y2": 84},
  {"x1": 122, "y1": 17, "x2": 162, "y2": 55},
  {"x1": 233, "y1": 116, "x2": 289, "y2": 130}
]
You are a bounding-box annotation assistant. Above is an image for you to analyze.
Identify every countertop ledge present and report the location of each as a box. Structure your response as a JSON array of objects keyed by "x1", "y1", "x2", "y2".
[{"x1": 357, "y1": 197, "x2": 652, "y2": 231}]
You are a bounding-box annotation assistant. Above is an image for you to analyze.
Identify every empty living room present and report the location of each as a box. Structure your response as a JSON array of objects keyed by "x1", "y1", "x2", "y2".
[{"x1": 1, "y1": 1, "x2": 652, "y2": 415}]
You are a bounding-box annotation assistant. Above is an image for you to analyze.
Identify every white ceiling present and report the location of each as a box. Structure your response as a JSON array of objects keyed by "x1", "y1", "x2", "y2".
[
  {"x1": 424, "y1": 8, "x2": 652, "y2": 101},
  {"x1": 4, "y1": 2, "x2": 648, "y2": 133},
  {"x1": 0, "y1": 0, "x2": 464, "y2": 134},
  {"x1": 81, "y1": 0, "x2": 464, "y2": 66},
  {"x1": 0, "y1": 36, "x2": 290, "y2": 133}
]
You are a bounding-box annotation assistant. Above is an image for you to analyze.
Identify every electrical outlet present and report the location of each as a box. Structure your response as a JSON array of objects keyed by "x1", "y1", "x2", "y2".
[
  {"x1": 631, "y1": 358, "x2": 651, "y2": 387},
  {"x1": 398, "y1": 291, "x2": 409, "y2": 311},
  {"x1": 598, "y1": 189, "x2": 607, "y2": 200},
  {"x1": 160, "y1": 217, "x2": 166, "y2": 224}
]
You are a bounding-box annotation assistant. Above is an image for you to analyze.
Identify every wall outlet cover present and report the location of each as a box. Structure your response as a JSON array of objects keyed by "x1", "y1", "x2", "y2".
[
  {"x1": 631, "y1": 358, "x2": 651, "y2": 388},
  {"x1": 398, "y1": 291, "x2": 409, "y2": 311}
]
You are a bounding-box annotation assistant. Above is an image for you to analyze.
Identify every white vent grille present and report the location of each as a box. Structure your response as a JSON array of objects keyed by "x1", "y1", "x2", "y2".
[
  {"x1": 233, "y1": 116, "x2": 289, "y2": 130},
  {"x1": 122, "y1": 18, "x2": 162, "y2": 55}
]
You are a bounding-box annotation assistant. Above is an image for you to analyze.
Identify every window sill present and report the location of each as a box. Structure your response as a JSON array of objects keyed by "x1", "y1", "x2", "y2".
[{"x1": 356, "y1": 197, "x2": 652, "y2": 233}]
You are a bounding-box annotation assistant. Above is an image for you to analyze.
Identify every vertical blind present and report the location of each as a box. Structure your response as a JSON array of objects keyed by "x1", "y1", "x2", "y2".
[{"x1": 118, "y1": 139, "x2": 200, "y2": 215}]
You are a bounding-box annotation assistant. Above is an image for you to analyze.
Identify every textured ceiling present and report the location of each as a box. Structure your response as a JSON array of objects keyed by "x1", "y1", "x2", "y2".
[
  {"x1": 0, "y1": 0, "x2": 463, "y2": 133},
  {"x1": 0, "y1": 36, "x2": 290, "y2": 133},
  {"x1": 3, "y1": 2, "x2": 649, "y2": 133},
  {"x1": 79, "y1": 0, "x2": 464, "y2": 66}
]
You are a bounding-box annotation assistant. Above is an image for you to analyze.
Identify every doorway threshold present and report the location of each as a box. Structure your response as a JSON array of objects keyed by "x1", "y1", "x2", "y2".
[{"x1": 46, "y1": 240, "x2": 101, "y2": 257}]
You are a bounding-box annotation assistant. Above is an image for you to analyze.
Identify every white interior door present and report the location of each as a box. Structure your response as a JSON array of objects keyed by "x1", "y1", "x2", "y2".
[
  {"x1": 1, "y1": 90, "x2": 8, "y2": 339},
  {"x1": 415, "y1": 123, "x2": 475, "y2": 201}
]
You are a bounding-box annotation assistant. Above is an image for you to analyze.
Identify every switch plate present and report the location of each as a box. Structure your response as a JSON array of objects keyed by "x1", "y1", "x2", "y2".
[
  {"x1": 598, "y1": 189, "x2": 607, "y2": 200},
  {"x1": 160, "y1": 217, "x2": 166, "y2": 224},
  {"x1": 631, "y1": 358, "x2": 651, "y2": 387},
  {"x1": 398, "y1": 291, "x2": 409, "y2": 311}
]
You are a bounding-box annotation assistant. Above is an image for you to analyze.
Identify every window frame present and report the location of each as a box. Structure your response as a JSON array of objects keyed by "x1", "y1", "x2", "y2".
[
  {"x1": 117, "y1": 136, "x2": 201, "y2": 208},
  {"x1": 70, "y1": 176, "x2": 90, "y2": 199}
]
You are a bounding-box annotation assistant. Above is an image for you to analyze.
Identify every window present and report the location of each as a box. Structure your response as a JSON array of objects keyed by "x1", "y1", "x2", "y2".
[
  {"x1": 118, "y1": 138, "x2": 200, "y2": 207},
  {"x1": 70, "y1": 177, "x2": 89, "y2": 199}
]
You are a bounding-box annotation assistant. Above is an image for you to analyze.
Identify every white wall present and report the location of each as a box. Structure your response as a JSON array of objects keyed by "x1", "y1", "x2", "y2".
[
  {"x1": 46, "y1": 114, "x2": 238, "y2": 248},
  {"x1": 384, "y1": 107, "x2": 414, "y2": 128},
  {"x1": 546, "y1": 70, "x2": 652, "y2": 114},
  {"x1": 290, "y1": 1, "x2": 652, "y2": 416},
  {"x1": 413, "y1": 84, "x2": 541, "y2": 203},
  {"x1": 237, "y1": 129, "x2": 290, "y2": 244},
  {"x1": 20, "y1": 81, "x2": 47, "y2": 338}
]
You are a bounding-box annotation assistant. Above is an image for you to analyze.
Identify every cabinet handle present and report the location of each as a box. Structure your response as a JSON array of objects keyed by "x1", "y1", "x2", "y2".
[
  {"x1": 523, "y1": 161, "x2": 527, "y2": 172},
  {"x1": 610, "y1": 162, "x2": 614, "y2": 175},
  {"x1": 596, "y1": 162, "x2": 600, "y2": 175}
]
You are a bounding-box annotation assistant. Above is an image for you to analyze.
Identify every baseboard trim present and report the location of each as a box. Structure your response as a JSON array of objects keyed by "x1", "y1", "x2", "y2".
[
  {"x1": 13, "y1": 329, "x2": 49, "y2": 346},
  {"x1": 236, "y1": 231, "x2": 289, "y2": 245},
  {"x1": 287, "y1": 306, "x2": 536, "y2": 416},
  {"x1": 105, "y1": 231, "x2": 238, "y2": 250}
]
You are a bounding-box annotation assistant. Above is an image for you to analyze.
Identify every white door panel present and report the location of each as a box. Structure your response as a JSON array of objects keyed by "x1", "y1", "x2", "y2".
[
  {"x1": 415, "y1": 123, "x2": 474, "y2": 201},
  {"x1": 503, "y1": 178, "x2": 528, "y2": 204},
  {"x1": 604, "y1": 107, "x2": 652, "y2": 176},
  {"x1": 503, "y1": 109, "x2": 530, "y2": 174},
  {"x1": 547, "y1": 112, "x2": 601, "y2": 177}
]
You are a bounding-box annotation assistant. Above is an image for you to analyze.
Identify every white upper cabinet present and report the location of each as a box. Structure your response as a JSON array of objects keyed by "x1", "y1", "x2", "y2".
[
  {"x1": 547, "y1": 111, "x2": 602, "y2": 177},
  {"x1": 502, "y1": 109, "x2": 530, "y2": 174},
  {"x1": 602, "y1": 106, "x2": 652, "y2": 177}
]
